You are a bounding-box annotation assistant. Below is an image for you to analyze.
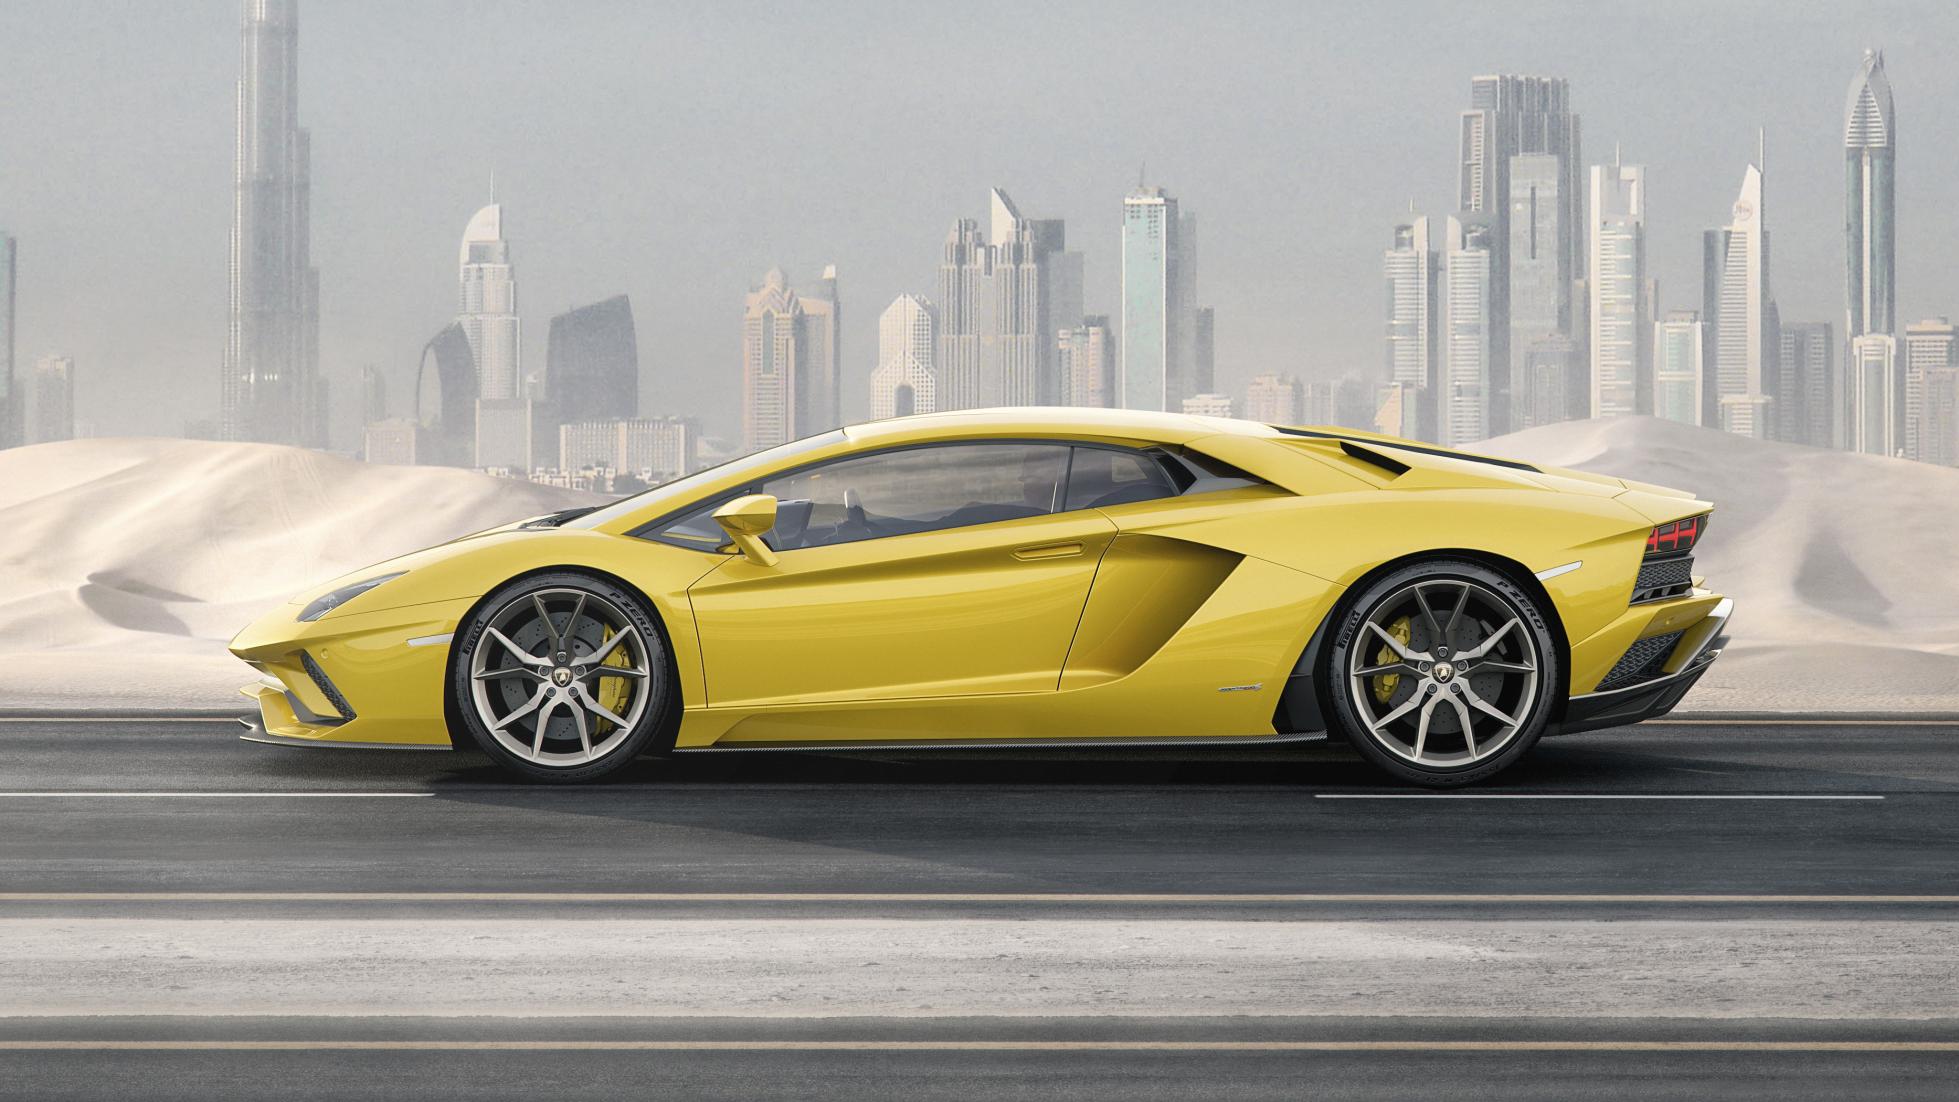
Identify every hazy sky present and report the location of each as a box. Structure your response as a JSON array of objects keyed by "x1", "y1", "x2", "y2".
[{"x1": 3, "y1": 0, "x2": 1954, "y2": 446}]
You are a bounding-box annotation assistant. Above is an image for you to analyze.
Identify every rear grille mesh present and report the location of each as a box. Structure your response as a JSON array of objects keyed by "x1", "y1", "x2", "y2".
[
  {"x1": 1632, "y1": 555, "x2": 1695, "y2": 604},
  {"x1": 1598, "y1": 631, "x2": 1684, "y2": 691},
  {"x1": 301, "y1": 652, "x2": 356, "y2": 721}
]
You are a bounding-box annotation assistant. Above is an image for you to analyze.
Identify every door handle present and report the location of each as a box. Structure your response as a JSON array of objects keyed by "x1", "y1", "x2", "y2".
[{"x1": 1013, "y1": 541, "x2": 1085, "y2": 561}]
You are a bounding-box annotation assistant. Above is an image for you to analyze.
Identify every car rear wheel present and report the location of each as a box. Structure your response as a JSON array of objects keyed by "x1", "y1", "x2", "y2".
[
  {"x1": 451, "y1": 573, "x2": 673, "y2": 783},
  {"x1": 1325, "y1": 560, "x2": 1559, "y2": 788}
]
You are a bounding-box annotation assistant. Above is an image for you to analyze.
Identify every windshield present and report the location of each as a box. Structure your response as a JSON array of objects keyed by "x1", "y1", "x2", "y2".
[{"x1": 560, "y1": 430, "x2": 847, "y2": 531}]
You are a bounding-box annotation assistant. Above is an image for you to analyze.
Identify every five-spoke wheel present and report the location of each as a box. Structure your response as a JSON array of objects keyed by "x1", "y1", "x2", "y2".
[
  {"x1": 452, "y1": 573, "x2": 672, "y2": 782},
  {"x1": 1327, "y1": 561, "x2": 1558, "y2": 786}
]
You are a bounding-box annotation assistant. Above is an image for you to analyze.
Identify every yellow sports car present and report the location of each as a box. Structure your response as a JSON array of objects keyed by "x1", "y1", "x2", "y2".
[{"x1": 230, "y1": 408, "x2": 1730, "y2": 787}]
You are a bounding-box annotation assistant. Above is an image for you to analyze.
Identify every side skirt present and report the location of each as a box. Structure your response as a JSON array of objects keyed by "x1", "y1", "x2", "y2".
[{"x1": 673, "y1": 731, "x2": 1329, "y2": 754}]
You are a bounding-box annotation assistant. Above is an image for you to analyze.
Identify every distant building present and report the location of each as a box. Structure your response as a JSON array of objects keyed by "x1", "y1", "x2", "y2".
[
  {"x1": 1120, "y1": 185, "x2": 1195, "y2": 411},
  {"x1": 1919, "y1": 366, "x2": 1959, "y2": 467},
  {"x1": 870, "y1": 294, "x2": 937, "y2": 419},
  {"x1": 474, "y1": 397, "x2": 535, "y2": 472},
  {"x1": 1334, "y1": 376, "x2": 1378, "y2": 429},
  {"x1": 1457, "y1": 74, "x2": 1582, "y2": 437},
  {"x1": 1244, "y1": 373, "x2": 1306, "y2": 424},
  {"x1": 939, "y1": 190, "x2": 1063, "y2": 410},
  {"x1": 459, "y1": 202, "x2": 521, "y2": 401},
  {"x1": 1777, "y1": 321, "x2": 1836, "y2": 448},
  {"x1": 1194, "y1": 306, "x2": 1215, "y2": 395},
  {"x1": 1383, "y1": 216, "x2": 1440, "y2": 439},
  {"x1": 1181, "y1": 393, "x2": 1234, "y2": 418},
  {"x1": 545, "y1": 295, "x2": 639, "y2": 426},
  {"x1": 558, "y1": 416, "x2": 697, "y2": 481},
  {"x1": 1509, "y1": 152, "x2": 1573, "y2": 427},
  {"x1": 1442, "y1": 215, "x2": 1495, "y2": 446},
  {"x1": 0, "y1": 233, "x2": 15, "y2": 448},
  {"x1": 1845, "y1": 49, "x2": 1896, "y2": 343},
  {"x1": 1056, "y1": 316, "x2": 1113, "y2": 409},
  {"x1": 742, "y1": 267, "x2": 840, "y2": 450},
  {"x1": 1518, "y1": 335, "x2": 1584, "y2": 430},
  {"x1": 221, "y1": 0, "x2": 322, "y2": 448},
  {"x1": 363, "y1": 418, "x2": 426, "y2": 465},
  {"x1": 1654, "y1": 311, "x2": 1705, "y2": 427},
  {"x1": 1590, "y1": 156, "x2": 1650, "y2": 418},
  {"x1": 29, "y1": 354, "x2": 74, "y2": 444},
  {"x1": 1848, "y1": 333, "x2": 1902, "y2": 455},
  {"x1": 1903, "y1": 318, "x2": 1957, "y2": 460},
  {"x1": 1374, "y1": 381, "x2": 1431, "y2": 440},
  {"x1": 413, "y1": 321, "x2": 477, "y2": 467},
  {"x1": 360, "y1": 365, "x2": 388, "y2": 425},
  {"x1": 1707, "y1": 154, "x2": 1774, "y2": 438}
]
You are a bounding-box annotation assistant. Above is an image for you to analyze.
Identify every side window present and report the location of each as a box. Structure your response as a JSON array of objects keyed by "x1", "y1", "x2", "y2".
[
  {"x1": 1063, "y1": 446, "x2": 1177, "y2": 510},
  {"x1": 761, "y1": 443, "x2": 1069, "y2": 550}
]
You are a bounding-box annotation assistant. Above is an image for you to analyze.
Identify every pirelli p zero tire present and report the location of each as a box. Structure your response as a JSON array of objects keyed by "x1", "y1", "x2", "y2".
[
  {"x1": 451, "y1": 571, "x2": 675, "y2": 784},
  {"x1": 1325, "y1": 560, "x2": 1560, "y2": 788}
]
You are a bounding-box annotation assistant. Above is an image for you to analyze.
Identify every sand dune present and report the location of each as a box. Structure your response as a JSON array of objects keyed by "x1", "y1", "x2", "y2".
[
  {"x1": 0, "y1": 422, "x2": 1950, "y2": 713},
  {"x1": 0, "y1": 438, "x2": 600, "y2": 709}
]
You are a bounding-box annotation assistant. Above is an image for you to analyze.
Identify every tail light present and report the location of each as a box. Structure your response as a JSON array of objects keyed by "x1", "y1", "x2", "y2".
[{"x1": 1646, "y1": 515, "x2": 1707, "y2": 558}]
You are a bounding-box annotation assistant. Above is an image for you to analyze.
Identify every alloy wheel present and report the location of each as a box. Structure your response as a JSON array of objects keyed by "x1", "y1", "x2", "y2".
[
  {"x1": 467, "y1": 587, "x2": 653, "y2": 766},
  {"x1": 1347, "y1": 578, "x2": 1542, "y2": 767}
]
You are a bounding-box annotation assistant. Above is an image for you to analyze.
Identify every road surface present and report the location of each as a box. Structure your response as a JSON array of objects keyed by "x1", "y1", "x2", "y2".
[{"x1": 0, "y1": 716, "x2": 1954, "y2": 1099}]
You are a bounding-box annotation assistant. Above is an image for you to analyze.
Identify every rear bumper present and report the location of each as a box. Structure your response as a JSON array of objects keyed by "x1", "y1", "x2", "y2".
[{"x1": 1553, "y1": 597, "x2": 1732, "y2": 737}]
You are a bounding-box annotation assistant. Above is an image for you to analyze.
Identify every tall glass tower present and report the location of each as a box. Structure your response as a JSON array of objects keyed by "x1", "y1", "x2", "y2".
[
  {"x1": 1120, "y1": 186, "x2": 1188, "y2": 411},
  {"x1": 1845, "y1": 49, "x2": 1896, "y2": 342},
  {"x1": 221, "y1": 0, "x2": 321, "y2": 447}
]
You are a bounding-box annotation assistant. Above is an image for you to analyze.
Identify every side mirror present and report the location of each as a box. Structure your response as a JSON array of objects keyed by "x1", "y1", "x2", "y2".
[{"x1": 713, "y1": 494, "x2": 780, "y2": 567}]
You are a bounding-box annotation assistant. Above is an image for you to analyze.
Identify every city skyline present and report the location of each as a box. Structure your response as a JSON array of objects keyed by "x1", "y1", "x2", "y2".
[{"x1": 3, "y1": 3, "x2": 1957, "y2": 447}]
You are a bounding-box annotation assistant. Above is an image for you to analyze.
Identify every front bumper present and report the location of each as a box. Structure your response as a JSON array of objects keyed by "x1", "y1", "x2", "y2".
[
  {"x1": 228, "y1": 596, "x2": 475, "y2": 748},
  {"x1": 1553, "y1": 597, "x2": 1732, "y2": 736}
]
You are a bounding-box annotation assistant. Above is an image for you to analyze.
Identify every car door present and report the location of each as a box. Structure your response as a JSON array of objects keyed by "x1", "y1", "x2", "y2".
[{"x1": 678, "y1": 441, "x2": 1118, "y2": 707}]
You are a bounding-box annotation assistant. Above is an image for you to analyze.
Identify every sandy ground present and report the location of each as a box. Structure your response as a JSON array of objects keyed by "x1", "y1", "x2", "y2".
[
  {"x1": 1, "y1": 917, "x2": 1953, "y2": 1019},
  {"x1": 0, "y1": 422, "x2": 1954, "y2": 712}
]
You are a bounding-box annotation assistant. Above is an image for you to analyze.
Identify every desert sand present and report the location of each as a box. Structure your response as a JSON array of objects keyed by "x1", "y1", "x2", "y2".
[{"x1": 0, "y1": 420, "x2": 1951, "y2": 713}]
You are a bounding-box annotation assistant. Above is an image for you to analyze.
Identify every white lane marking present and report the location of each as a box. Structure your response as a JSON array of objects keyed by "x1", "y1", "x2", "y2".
[
  {"x1": 0, "y1": 1039, "x2": 1952, "y2": 1052},
  {"x1": 1, "y1": 892, "x2": 1952, "y2": 904},
  {"x1": 1315, "y1": 794, "x2": 1884, "y2": 800},
  {"x1": 0, "y1": 792, "x2": 433, "y2": 798},
  {"x1": 0, "y1": 717, "x2": 245, "y2": 724},
  {"x1": 1533, "y1": 560, "x2": 1583, "y2": 581}
]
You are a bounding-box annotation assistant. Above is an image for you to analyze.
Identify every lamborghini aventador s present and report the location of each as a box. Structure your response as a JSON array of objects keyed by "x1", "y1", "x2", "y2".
[{"x1": 229, "y1": 408, "x2": 1731, "y2": 787}]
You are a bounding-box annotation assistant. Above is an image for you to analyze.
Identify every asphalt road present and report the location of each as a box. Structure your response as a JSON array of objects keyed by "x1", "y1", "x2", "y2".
[{"x1": 1, "y1": 716, "x2": 1955, "y2": 1099}]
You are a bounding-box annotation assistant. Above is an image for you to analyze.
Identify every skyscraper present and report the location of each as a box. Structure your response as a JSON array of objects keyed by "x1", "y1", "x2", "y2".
[
  {"x1": 413, "y1": 321, "x2": 477, "y2": 467},
  {"x1": 1383, "y1": 216, "x2": 1440, "y2": 437},
  {"x1": 0, "y1": 233, "x2": 15, "y2": 449},
  {"x1": 1244, "y1": 373, "x2": 1306, "y2": 424},
  {"x1": 938, "y1": 190, "x2": 1059, "y2": 410},
  {"x1": 1442, "y1": 215, "x2": 1495, "y2": 446},
  {"x1": 1654, "y1": 311, "x2": 1704, "y2": 427},
  {"x1": 1120, "y1": 185, "x2": 1193, "y2": 411},
  {"x1": 870, "y1": 294, "x2": 936, "y2": 420},
  {"x1": 1457, "y1": 74, "x2": 1581, "y2": 435},
  {"x1": 1057, "y1": 317, "x2": 1113, "y2": 409},
  {"x1": 1707, "y1": 154, "x2": 1774, "y2": 438},
  {"x1": 1849, "y1": 333, "x2": 1901, "y2": 455},
  {"x1": 360, "y1": 365, "x2": 388, "y2": 426},
  {"x1": 458, "y1": 202, "x2": 521, "y2": 400},
  {"x1": 1778, "y1": 321, "x2": 1836, "y2": 448},
  {"x1": 1919, "y1": 365, "x2": 1959, "y2": 467},
  {"x1": 1509, "y1": 152, "x2": 1573, "y2": 425},
  {"x1": 1845, "y1": 49, "x2": 1896, "y2": 343},
  {"x1": 742, "y1": 268, "x2": 840, "y2": 450},
  {"x1": 545, "y1": 295, "x2": 639, "y2": 425},
  {"x1": 1589, "y1": 156, "x2": 1649, "y2": 418},
  {"x1": 30, "y1": 355, "x2": 74, "y2": 444},
  {"x1": 1194, "y1": 307, "x2": 1216, "y2": 396},
  {"x1": 221, "y1": 0, "x2": 322, "y2": 447},
  {"x1": 1903, "y1": 318, "x2": 1956, "y2": 460}
]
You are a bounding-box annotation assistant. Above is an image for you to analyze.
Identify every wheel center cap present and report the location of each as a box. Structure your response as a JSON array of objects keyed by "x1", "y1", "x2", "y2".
[
  {"x1": 1432, "y1": 662, "x2": 1456, "y2": 683},
  {"x1": 551, "y1": 667, "x2": 574, "y2": 687}
]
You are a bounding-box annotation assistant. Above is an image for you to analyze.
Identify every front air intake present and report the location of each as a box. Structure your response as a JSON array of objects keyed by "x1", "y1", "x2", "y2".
[{"x1": 301, "y1": 652, "x2": 357, "y2": 721}]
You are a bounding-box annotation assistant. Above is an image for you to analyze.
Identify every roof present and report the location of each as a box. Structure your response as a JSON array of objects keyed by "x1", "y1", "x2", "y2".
[{"x1": 841, "y1": 406, "x2": 1287, "y2": 447}]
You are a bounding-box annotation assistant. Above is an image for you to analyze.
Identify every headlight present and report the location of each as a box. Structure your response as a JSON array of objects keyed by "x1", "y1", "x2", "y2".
[{"x1": 297, "y1": 573, "x2": 406, "y2": 622}]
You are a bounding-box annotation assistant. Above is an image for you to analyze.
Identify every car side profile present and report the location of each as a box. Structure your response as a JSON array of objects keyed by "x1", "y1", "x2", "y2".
[{"x1": 229, "y1": 407, "x2": 1731, "y2": 787}]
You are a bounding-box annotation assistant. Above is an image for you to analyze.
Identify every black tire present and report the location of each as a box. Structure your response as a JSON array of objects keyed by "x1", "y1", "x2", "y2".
[
  {"x1": 449, "y1": 571, "x2": 676, "y2": 784},
  {"x1": 1323, "y1": 559, "x2": 1560, "y2": 788}
]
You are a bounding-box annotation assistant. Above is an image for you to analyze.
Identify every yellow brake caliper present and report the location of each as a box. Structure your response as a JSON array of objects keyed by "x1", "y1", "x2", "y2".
[
  {"x1": 1372, "y1": 615, "x2": 1413, "y2": 704},
  {"x1": 593, "y1": 626, "x2": 632, "y2": 734}
]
